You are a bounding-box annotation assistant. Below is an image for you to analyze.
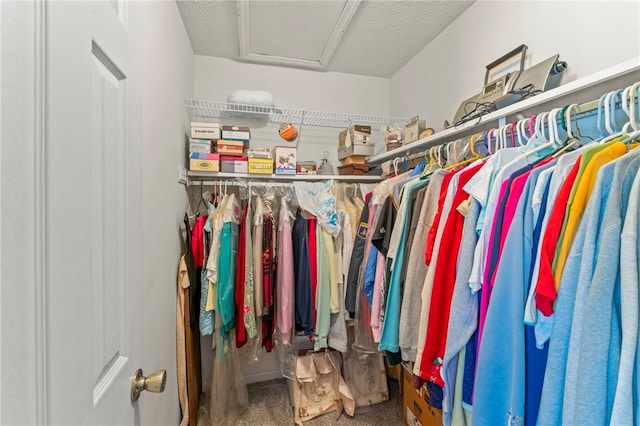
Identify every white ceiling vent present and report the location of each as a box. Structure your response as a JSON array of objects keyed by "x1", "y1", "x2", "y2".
[{"x1": 237, "y1": 0, "x2": 361, "y2": 70}]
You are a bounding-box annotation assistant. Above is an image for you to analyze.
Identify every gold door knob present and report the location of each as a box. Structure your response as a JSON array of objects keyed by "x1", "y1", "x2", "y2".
[{"x1": 130, "y1": 369, "x2": 167, "y2": 402}]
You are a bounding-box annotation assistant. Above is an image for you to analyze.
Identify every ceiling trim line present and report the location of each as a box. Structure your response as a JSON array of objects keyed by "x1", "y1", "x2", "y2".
[
  {"x1": 240, "y1": 53, "x2": 324, "y2": 70},
  {"x1": 318, "y1": 0, "x2": 361, "y2": 67},
  {"x1": 237, "y1": 0, "x2": 250, "y2": 58}
]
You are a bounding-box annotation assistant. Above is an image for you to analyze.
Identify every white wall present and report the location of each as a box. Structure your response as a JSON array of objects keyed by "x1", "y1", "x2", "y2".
[
  {"x1": 390, "y1": 0, "x2": 640, "y2": 131},
  {"x1": 194, "y1": 56, "x2": 392, "y2": 166},
  {"x1": 141, "y1": 2, "x2": 193, "y2": 424}
]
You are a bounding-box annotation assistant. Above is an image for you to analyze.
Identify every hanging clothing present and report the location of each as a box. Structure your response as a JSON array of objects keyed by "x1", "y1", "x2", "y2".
[
  {"x1": 216, "y1": 194, "x2": 240, "y2": 337},
  {"x1": 399, "y1": 170, "x2": 446, "y2": 362},
  {"x1": 243, "y1": 200, "x2": 257, "y2": 340},
  {"x1": 235, "y1": 203, "x2": 248, "y2": 348},
  {"x1": 276, "y1": 198, "x2": 295, "y2": 346},
  {"x1": 345, "y1": 195, "x2": 372, "y2": 317},
  {"x1": 293, "y1": 209, "x2": 313, "y2": 337}
]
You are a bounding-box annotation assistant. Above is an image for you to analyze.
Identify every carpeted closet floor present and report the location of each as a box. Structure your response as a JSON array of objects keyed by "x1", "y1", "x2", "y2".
[{"x1": 198, "y1": 377, "x2": 403, "y2": 425}]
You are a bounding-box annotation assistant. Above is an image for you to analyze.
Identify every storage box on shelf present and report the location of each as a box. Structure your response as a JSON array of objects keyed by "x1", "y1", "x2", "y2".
[
  {"x1": 221, "y1": 125, "x2": 251, "y2": 142},
  {"x1": 248, "y1": 158, "x2": 274, "y2": 174},
  {"x1": 273, "y1": 146, "x2": 297, "y2": 175},
  {"x1": 338, "y1": 124, "x2": 374, "y2": 160},
  {"x1": 221, "y1": 156, "x2": 248, "y2": 173},
  {"x1": 190, "y1": 122, "x2": 220, "y2": 140},
  {"x1": 296, "y1": 161, "x2": 317, "y2": 175},
  {"x1": 189, "y1": 152, "x2": 220, "y2": 172},
  {"x1": 338, "y1": 163, "x2": 369, "y2": 175},
  {"x1": 404, "y1": 116, "x2": 427, "y2": 144},
  {"x1": 189, "y1": 138, "x2": 212, "y2": 154},
  {"x1": 217, "y1": 140, "x2": 245, "y2": 156}
]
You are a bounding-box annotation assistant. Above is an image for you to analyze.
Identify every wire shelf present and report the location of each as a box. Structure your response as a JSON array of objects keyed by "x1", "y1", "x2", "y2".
[{"x1": 185, "y1": 99, "x2": 411, "y2": 129}]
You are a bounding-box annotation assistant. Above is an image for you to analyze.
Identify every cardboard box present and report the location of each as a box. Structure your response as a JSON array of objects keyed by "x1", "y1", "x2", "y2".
[
  {"x1": 338, "y1": 144, "x2": 374, "y2": 160},
  {"x1": 189, "y1": 139, "x2": 211, "y2": 154},
  {"x1": 221, "y1": 125, "x2": 251, "y2": 141},
  {"x1": 189, "y1": 152, "x2": 220, "y2": 172},
  {"x1": 220, "y1": 156, "x2": 248, "y2": 173},
  {"x1": 341, "y1": 155, "x2": 367, "y2": 165},
  {"x1": 247, "y1": 148, "x2": 272, "y2": 159},
  {"x1": 338, "y1": 163, "x2": 369, "y2": 175},
  {"x1": 296, "y1": 161, "x2": 317, "y2": 175},
  {"x1": 216, "y1": 140, "x2": 245, "y2": 156},
  {"x1": 273, "y1": 146, "x2": 297, "y2": 175},
  {"x1": 190, "y1": 122, "x2": 220, "y2": 140},
  {"x1": 405, "y1": 116, "x2": 427, "y2": 144},
  {"x1": 402, "y1": 365, "x2": 443, "y2": 426},
  {"x1": 339, "y1": 125, "x2": 372, "y2": 149},
  {"x1": 248, "y1": 158, "x2": 273, "y2": 174}
]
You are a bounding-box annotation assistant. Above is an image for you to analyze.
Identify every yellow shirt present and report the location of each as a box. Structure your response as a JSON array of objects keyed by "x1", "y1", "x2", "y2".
[{"x1": 553, "y1": 141, "x2": 637, "y2": 286}]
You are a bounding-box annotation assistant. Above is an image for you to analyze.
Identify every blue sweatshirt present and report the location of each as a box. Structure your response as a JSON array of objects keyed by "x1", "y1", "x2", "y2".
[
  {"x1": 537, "y1": 157, "x2": 615, "y2": 425},
  {"x1": 571, "y1": 152, "x2": 640, "y2": 425}
]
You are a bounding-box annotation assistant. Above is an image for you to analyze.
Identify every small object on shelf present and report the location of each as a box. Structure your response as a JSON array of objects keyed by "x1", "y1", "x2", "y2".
[
  {"x1": 216, "y1": 140, "x2": 245, "y2": 156},
  {"x1": 278, "y1": 123, "x2": 298, "y2": 142},
  {"x1": 296, "y1": 161, "x2": 317, "y2": 175},
  {"x1": 383, "y1": 123, "x2": 403, "y2": 145},
  {"x1": 273, "y1": 146, "x2": 297, "y2": 175},
  {"x1": 341, "y1": 155, "x2": 367, "y2": 165},
  {"x1": 338, "y1": 163, "x2": 369, "y2": 175},
  {"x1": 386, "y1": 141, "x2": 402, "y2": 151},
  {"x1": 189, "y1": 138, "x2": 212, "y2": 154},
  {"x1": 405, "y1": 116, "x2": 428, "y2": 144},
  {"x1": 189, "y1": 152, "x2": 220, "y2": 172},
  {"x1": 190, "y1": 122, "x2": 220, "y2": 140},
  {"x1": 317, "y1": 151, "x2": 334, "y2": 175},
  {"x1": 248, "y1": 158, "x2": 274, "y2": 174},
  {"x1": 221, "y1": 125, "x2": 251, "y2": 142},
  {"x1": 419, "y1": 128, "x2": 435, "y2": 139}
]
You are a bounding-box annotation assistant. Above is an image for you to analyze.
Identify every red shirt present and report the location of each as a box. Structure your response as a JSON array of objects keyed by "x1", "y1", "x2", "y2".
[
  {"x1": 418, "y1": 163, "x2": 483, "y2": 385},
  {"x1": 534, "y1": 157, "x2": 581, "y2": 316},
  {"x1": 191, "y1": 215, "x2": 207, "y2": 268},
  {"x1": 235, "y1": 203, "x2": 248, "y2": 348},
  {"x1": 424, "y1": 172, "x2": 454, "y2": 265}
]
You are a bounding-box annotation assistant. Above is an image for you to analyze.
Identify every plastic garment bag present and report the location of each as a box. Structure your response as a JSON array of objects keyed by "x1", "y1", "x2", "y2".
[{"x1": 209, "y1": 328, "x2": 248, "y2": 426}]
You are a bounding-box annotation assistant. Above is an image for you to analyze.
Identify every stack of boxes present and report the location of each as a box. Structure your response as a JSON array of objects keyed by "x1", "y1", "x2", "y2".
[
  {"x1": 219, "y1": 125, "x2": 250, "y2": 173},
  {"x1": 189, "y1": 122, "x2": 220, "y2": 171},
  {"x1": 337, "y1": 125, "x2": 373, "y2": 175},
  {"x1": 189, "y1": 122, "x2": 300, "y2": 176}
]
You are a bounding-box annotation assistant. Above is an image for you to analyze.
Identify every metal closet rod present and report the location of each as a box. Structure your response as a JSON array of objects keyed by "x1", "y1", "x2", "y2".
[
  {"x1": 189, "y1": 180, "x2": 294, "y2": 188},
  {"x1": 392, "y1": 85, "x2": 639, "y2": 165}
]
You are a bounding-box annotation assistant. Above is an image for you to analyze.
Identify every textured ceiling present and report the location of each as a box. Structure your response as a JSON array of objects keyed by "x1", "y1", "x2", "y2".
[{"x1": 177, "y1": 0, "x2": 475, "y2": 78}]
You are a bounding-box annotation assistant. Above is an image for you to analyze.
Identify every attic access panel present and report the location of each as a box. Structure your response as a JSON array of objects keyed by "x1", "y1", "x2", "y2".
[{"x1": 237, "y1": 0, "x2": 361, "y2": 69}]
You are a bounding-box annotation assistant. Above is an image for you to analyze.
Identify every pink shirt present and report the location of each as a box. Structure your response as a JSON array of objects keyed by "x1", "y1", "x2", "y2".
[
  {"x1": 276, "y1": 203, "x2": 295, "y2": 345},
  {"x1": 370, "y1": 252, "x2": 386, "y2": 342}
]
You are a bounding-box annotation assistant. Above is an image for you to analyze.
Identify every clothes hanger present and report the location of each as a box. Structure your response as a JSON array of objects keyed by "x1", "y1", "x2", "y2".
[
  {"x1": 445, "y1": 132, "x2": 483, "y2": 170},
  {"x1": 486, "y1": 128, "x2": 496, "y2": 155},
  {"x1": 600, "y1": 89, "x2": 631, "y2": 144},
  {"x1": 392, "y1": 157, "x2": 400, "y2": 175},
  {"x1": 504, "y1": 109, "x2": 559, "y2": 170}
]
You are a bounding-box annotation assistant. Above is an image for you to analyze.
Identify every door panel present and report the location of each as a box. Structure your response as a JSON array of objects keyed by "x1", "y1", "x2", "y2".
[
  {"x1": 90, "y1": 42, "x2": 128, "y2": 405},
  {"x1": 46, "y1": 1, "x2": 142, "y2": 424}
]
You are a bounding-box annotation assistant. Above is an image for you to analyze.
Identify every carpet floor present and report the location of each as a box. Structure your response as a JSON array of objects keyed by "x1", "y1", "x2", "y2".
[{"x1": 198, "y1": 377, "x2": 403, "y2": 425}]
